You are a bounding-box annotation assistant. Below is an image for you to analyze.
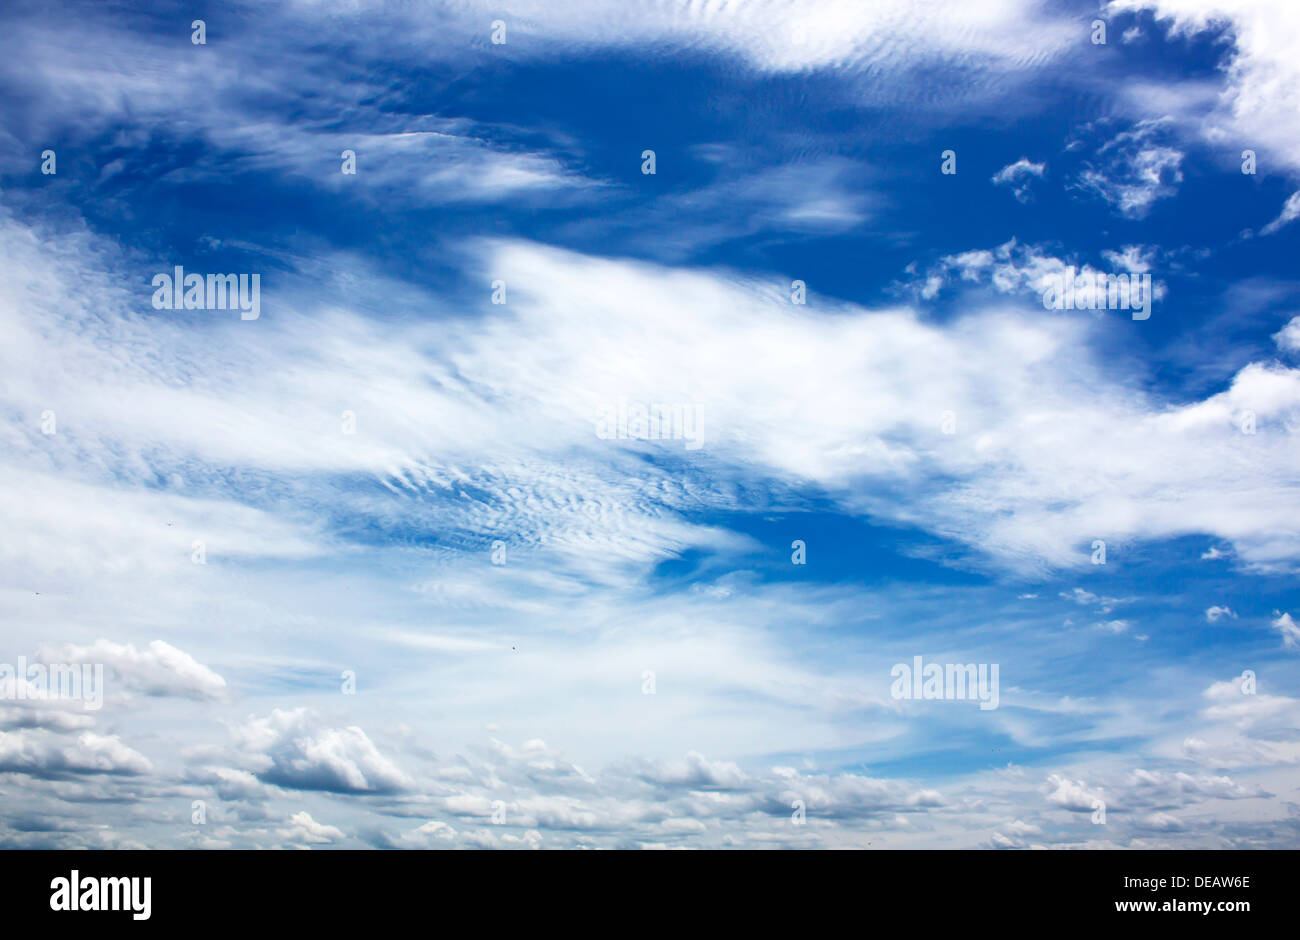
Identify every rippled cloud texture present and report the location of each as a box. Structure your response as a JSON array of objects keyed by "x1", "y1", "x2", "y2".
[{"x1": 0, "y1": 0, "x2": 1298, "y2": 848}]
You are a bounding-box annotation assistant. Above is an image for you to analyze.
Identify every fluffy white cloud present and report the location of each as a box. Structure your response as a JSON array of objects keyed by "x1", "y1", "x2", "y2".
[
  {"x1": 39, "y1": 640, "x2": 227, "y2": 701},
  {"x1": 1176, "y1": 675, "x2": 1300, "y2": 769},
  {"x1": 1275, "y1": 315, "x2": 1300, "y2": 354},
  {"x1": 0, "y1": 730, "x2": 152, "y2": 777},
  {"x1": 1108, "y1": 0, "x2": 1300, "y2": 176},
  {"x1": 281, "y1": 811, "x2": 345, "y2": 845},
  {"x1": 229, "y1": 709, "x2": 413, "y2": 794},
  {"x1": 1044, "y1": 774, "x2": 1105, "y2": 812}
]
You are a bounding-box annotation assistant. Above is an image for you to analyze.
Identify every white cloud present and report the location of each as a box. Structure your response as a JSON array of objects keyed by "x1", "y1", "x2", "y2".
[
  {"x1": 1126, "y1": 768, "x2": 1266, "y2": 802},
  {"x1": 1261, "y1": 191, "x2": 1300, "y2": 235},
  {"x1": 1271, "y1": 611, "x2": 1300, "y2": 649},
  {"x1": 1044, "y1": 774, "x2": 1104, "y2": 812},
  {"x1": 1094, "y1": 619, "x2": 1131, "y2": 634},
  {"x1": 367, "y1": 0, "x2": 1081, "y2": 79},
  {"x1": 1100, "y1": 245, "x2": 1158, "y2": 273},
  {"x1": 0, "y1": 0, "x2": 1297, "y2": 852},
  {"x1": 1061, "y1": 588, "x2": 1125, "y2": 612},
  {"x1": 1275, "y1": 315, "x2": 1300, "y2": 353},
  {"x1": 39, "y1": 640, "x2": 227, "y2": 701},
  {"x1": 626, "y1": 751, "x2": 749, "y2": 791},
  {"x1": 991, "y1": 157, "x2": 1045, "y2": 202},
  {"x1": 1176, "y1": 676, "x2": 1300, "y2": 769},
  {"x1": 282, "y1": 811, "x2": 345, "y2": 845},
  {"x1": 8, "y1": 209, "x2": 1300, "y2": 591},
  {"x1": 229, "y1": 709, "x2": 413, "y2": 794},
  {"x1": 911, "y1": 238, "x2": 1168, "y2": 310},
  {"x1": 1108, "y1": 0, "x2": 1300, "y2": 176},
  {"x1": 0, "y1": 730, "x2": 152, "y2": 777},
  {"x1": 1075, "y1": 120, "x2": 1184, "y2": 218}
]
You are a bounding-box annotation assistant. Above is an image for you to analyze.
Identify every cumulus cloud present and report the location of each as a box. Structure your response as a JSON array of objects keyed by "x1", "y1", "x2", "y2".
[
  {"x1": 0, "y1": 730, "x2": 151, "y2": 777},
  {"x1": 1178, "y1": 676, "x2": 1300, "y2": 769},
  {"x1": 1274, "y1": 316, "x2": 1300, "y2": 354},
  {"x1": 1044, "y1": 774, "x2": 1105, "y2": 812},
  {"x1": 281, "y1": 811, "x2": 346, "y2": 845},
  {"x1": 626, "y1": 751, "x2": 749, "y2": 791},
  {"x1": 989, "y1": 818, "x2": 1044, "y2": 848},
  {"x1": 39, "y1": 640, "x2": 227, "y2": 701},
  {"x1": 907, "y1": 238, "x2": 1168, "y2": 311},
  {"x1": 229, "y1": 709, "x2": 412, "y2": 794}
]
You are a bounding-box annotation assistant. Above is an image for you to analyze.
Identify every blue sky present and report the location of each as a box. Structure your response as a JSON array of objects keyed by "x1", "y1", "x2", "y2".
[{"x1": 0, "y1": 0, "x2": 1298, "y2": 848}]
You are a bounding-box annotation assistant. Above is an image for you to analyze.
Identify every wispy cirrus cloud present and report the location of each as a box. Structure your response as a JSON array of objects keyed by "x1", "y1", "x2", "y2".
[{"x1": 2, "y1": 0, "x2": 1298, "y2": 852}]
